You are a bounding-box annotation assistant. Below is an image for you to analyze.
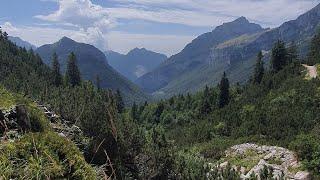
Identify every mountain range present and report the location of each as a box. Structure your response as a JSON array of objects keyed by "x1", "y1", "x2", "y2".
[
  {"x1": 136, "y1": 4, "x2": 320, "y2": 97},
  {"x1": 36, "y1": 37, "x2": 148, "y2": 104},
  {"x1": 8, "y1": 36, "x2": 37, "y2": 50},
  {"x1": 105, "y1": 48, "x2": 167, "y2": 81}
]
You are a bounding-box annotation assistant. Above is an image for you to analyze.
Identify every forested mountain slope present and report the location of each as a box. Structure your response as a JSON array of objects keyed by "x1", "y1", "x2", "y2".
[
  {"x1": 2, "y1": 14, "x2": 320, "y2": 179},
  {"x1": 137, "y1": 3, "x2": 320, "y2": 98},
  {"x1": 36, "y1": 37, "x2": 148, "y2": 104},
  {"x1": 8, "y1": 36, "x2": 36, "y2": 50}
]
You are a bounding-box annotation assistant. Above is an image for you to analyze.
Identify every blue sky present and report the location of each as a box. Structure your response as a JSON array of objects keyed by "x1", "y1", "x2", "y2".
[{"x1": 0, "y1": 0, "x2": 319, "y2": 56}]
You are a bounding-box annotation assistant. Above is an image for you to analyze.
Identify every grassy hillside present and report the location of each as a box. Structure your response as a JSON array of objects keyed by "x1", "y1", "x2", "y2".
[{"x1": 0, "y1": 86, "x2": 96, "y2": 179}]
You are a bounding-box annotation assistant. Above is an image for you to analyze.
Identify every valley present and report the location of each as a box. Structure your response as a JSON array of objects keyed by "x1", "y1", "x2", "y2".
[{"x1": 1, "y1": 1, "x2": 320, "y2": 180}]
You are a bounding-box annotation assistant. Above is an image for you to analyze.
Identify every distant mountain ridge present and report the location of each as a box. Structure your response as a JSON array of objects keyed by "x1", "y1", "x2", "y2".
[
  {"x1": 105, "y1": 48, "x2": 167, "y2": 81},
  {"x1": 36, "y1": 37, "x2": 148, "y2": 104},
  {"x1": 136, "y1": 16, "x2": 265, "y2": 93},
  {"x1": 8, "y1": 36, "x2": 36, "y2": 50},
  {"x1": 136, "y1": 3, "x2": 320, "y2": 97}
]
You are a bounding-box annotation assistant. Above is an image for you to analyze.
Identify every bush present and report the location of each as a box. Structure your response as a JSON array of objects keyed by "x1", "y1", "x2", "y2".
[{"x1": 0, "y1": 132, "x2": 97, "y2": 179}]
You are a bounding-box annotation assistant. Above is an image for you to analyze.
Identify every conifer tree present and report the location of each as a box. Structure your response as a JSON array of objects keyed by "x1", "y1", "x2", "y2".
[
  {"x1": 218, "y1": 72, "x2": 230, "y2": 108},
  {"x1": 271, "y1": 40, "x2": 287, "y2": 72},
  {"x1": 200, "y1": 85, "x2": 211, "y2": 114},
  {"x1": 154, "y1": 101, "x2": 165, "y2": 123},
  {"x1": 65, "y1": 52, "x2": 81, "y2": 87},
  {"x1": 287, "y1": 42, "x2": 298, "y2": 63},
  {"x1": 253, "y1": 51, "x2": 264, "y2": 84},
  {"x1": 131, "y1": 102, "x2": 138, "y2": 120},
  {"x1": 116, "y1": 89, "x2": 125, "y2": 113},
  {"x1": 308, "y1": 31, "x2": 320, "y2": 65},
  {"x1": 95, "y1": 75, "x2": 101, "y2": 90},
  {"x1": 51, "y1": 52, "x2": 62, "y2": 87}
]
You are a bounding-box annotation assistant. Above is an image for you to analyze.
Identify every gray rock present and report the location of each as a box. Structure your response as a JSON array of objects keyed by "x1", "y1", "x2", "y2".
[{"x1": 294, "y1": 171, "x2": 311, "y2": 180}]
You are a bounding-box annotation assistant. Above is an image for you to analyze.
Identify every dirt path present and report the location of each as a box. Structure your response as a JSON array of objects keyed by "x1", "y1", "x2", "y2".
[{"x1": 302, "y1": 64, "x2": 317, "y2": 79}]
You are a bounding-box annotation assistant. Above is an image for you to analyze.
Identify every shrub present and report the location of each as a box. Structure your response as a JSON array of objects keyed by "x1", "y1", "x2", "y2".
[{"x1": 0, "y1": 132, "x2": 97, "y2": 179}]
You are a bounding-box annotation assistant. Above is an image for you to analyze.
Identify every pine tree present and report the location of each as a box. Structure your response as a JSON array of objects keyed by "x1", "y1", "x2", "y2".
[
  {"x1": 51, "y1": 52, "x2": 62, "y2": 87},
  {"x1": 308, "y1": 31, "x2": 320, "y2": 65},
  {"x1": 253, "y1": 51, "x2": 264, "y2": 84},
  {"x1": 287, "y1": 41, "x2": 298, "y2": 63},
  {"x1": 199, "y1": 85, "x2": 211, "y2": 114},
  {"x1": 154, "y1": 101, "x2": 165, "y2": 123},
  {"x1": 131, "y1": 102, "x2": 138, "y2": 120},
  {"x1": 115, "y1": 89, "x2": 125, "y2": 113},
  {"x1": 95, "y1": 75, "x2": 101, "y2": 90},
  {"x1": 218, "y1": 72, "x2": 230, "y2": 108},
  {"x1": 65, "y1": 52, "x2": 81, "y2": 87},
  {"x1": 271, "y1": 40, "x2": 288, "y2": 72}
]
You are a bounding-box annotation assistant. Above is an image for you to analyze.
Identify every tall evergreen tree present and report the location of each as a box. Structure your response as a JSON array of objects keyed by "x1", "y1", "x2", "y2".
[
  {"x1": 65, "y1": 52, "x2": 81, "y2": 87},
  {"x1": 218, "y1": 72, "x2": 230, "y2": 108},
  {"x1": 199, "y1": 85, "x2": 211, "y2": 115},
  {"x1": 271, "y1": 40, "x2": 288, "y2": 72},
  {"x1": 253, "y1": 51, "x2": 264, "y2": 84},
  {"x1": 131, "y1": 102, "x2": 138, "y2": 120},
  {"x1": 95, "y1": 74, "x2": 101, "y2": 90},
  {"x1": 308, "y1": 31, "x2": 320, "y2": 65},
  {"x1": 51, "y1": 52, "x2": 62, "y2": 87},
  {"x1": 116, "y1": 89, "x2": 125, "y2": 113},
  {"x1": 287, "y1": 41, "x2": 298, "y2": 63}
]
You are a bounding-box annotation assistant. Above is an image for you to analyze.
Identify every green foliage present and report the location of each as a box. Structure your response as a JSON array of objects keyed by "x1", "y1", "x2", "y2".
[
  {"x1": 290, "y1": 134, "x2": 320, "y2": 174},
  {"x1": 271, "y1": 40, "x2": 288, "y2": 72},
  {"x1": 253, "y1": 51, "x2": 264, "y2": 84},
  {"x1": 218, "y1": 72, "x2": 230, "y2": 108},
  {"x1": 0, "y1": 132, "x2": 96, "y2": 179},
  {"x1": 0, "y1": 86, "x2": 50, "y2": 133},
  {"x1": 65, "y1": 52, "x2": 81, "y2": 87},
  {"x1": 308, "y1": 31, "x2": 320, "y2": 65},
  {"x1": 51, "y1": 52, "x2": 62, "y2": 87},
  {"x1": 116, "y1": 89, "x2": 125, "y2": 113}
]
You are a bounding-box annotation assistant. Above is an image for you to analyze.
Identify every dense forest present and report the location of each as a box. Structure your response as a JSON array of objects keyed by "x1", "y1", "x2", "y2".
[{"x1": 1, "y1": 25, "x2": 320, "y2": 179}]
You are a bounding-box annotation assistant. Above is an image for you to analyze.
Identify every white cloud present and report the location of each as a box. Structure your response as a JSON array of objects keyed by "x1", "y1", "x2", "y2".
[
  {"x1": 111, "y1": 0, "x2": 319, "y2": 27},
  {"x1": 36, "y1": 0, "x2": 114, "y2": 30},
  {"x1": 35, "y1": 0, "x2": 115, "y2": 50},
  {"x1": 2, "y1": 22, "x2": 193, "y2": 56},
  {"x1": 4, "y1": 0, "x2": 320, "y2": 55}
]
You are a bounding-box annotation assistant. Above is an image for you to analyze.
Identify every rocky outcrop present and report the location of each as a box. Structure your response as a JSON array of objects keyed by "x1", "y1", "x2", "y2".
[
  {"x1": 0, "y1": 105, "x2": 31, "y2": 141},
  {"x1": 1, "y1": 103, "x2": 86, "y2": 147},
  {"x1": 215, "y1": 143, "x2": 311, "y2": 180}
]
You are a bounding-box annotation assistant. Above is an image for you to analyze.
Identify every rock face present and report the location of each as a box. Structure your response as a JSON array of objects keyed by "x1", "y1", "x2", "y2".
[
  {"x1": 137, "y1": 3, "x2": 320, "y2": 97},
  {"x1": 217, "y1": 143, "x2": 311, "y2": 180},
  {"x1": 1, "y1": 103, "x2": 86, "y2": 146}
]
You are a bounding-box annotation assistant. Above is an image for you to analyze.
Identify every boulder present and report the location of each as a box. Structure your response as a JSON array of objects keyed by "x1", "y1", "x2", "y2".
[
  {"x1": 16, "y1": 105, "x2": 31, "y2": 132},
  {"x1": 294, "y1": 171, "x2": 311, "y2": 180}
]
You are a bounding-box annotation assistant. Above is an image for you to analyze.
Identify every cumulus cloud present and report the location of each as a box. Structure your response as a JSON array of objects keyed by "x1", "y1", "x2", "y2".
[
  {"x1": 5, "y1": 0, "x2": 319, "y2": 55},
  {"x1": 36, "y1": 0, "x2": 114, "y2": 30},
  {"x1": 1, "y1": 22, "x2": 193, "y2": 56},
  {"x1": 35, "y1": 0, "x2": 114, "y2": 50}
]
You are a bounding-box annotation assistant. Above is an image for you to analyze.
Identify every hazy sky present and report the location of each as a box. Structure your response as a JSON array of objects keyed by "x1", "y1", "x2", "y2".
[{"x1": 0, "y1": 0, "x2": 319, "y2": 56}]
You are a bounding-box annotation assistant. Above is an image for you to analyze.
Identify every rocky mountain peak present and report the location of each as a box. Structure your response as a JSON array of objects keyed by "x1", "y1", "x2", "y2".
[
  {"x1": 59, "y1": 36, "x2": 76, "y2": 44},
  {"x1": 214, "y1": 16, "x2": 263, "y2": 35}
]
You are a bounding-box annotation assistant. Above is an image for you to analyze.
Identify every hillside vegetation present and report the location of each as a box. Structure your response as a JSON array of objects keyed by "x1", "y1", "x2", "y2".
[{"x1": 1, "y1": 18, "x2": 320, "y2": 179}]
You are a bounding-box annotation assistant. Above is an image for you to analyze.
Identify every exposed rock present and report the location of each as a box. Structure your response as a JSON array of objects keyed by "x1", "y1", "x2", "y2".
[
  {"x1": 216, "y1": 143, "x2": 310, "y2": 180},
  {"x1": 16, "y1": 105, "x2": 31, "y2": 132},
  {"x1": 294, "y1": 171, "x2": 311, "y2": 180}
]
